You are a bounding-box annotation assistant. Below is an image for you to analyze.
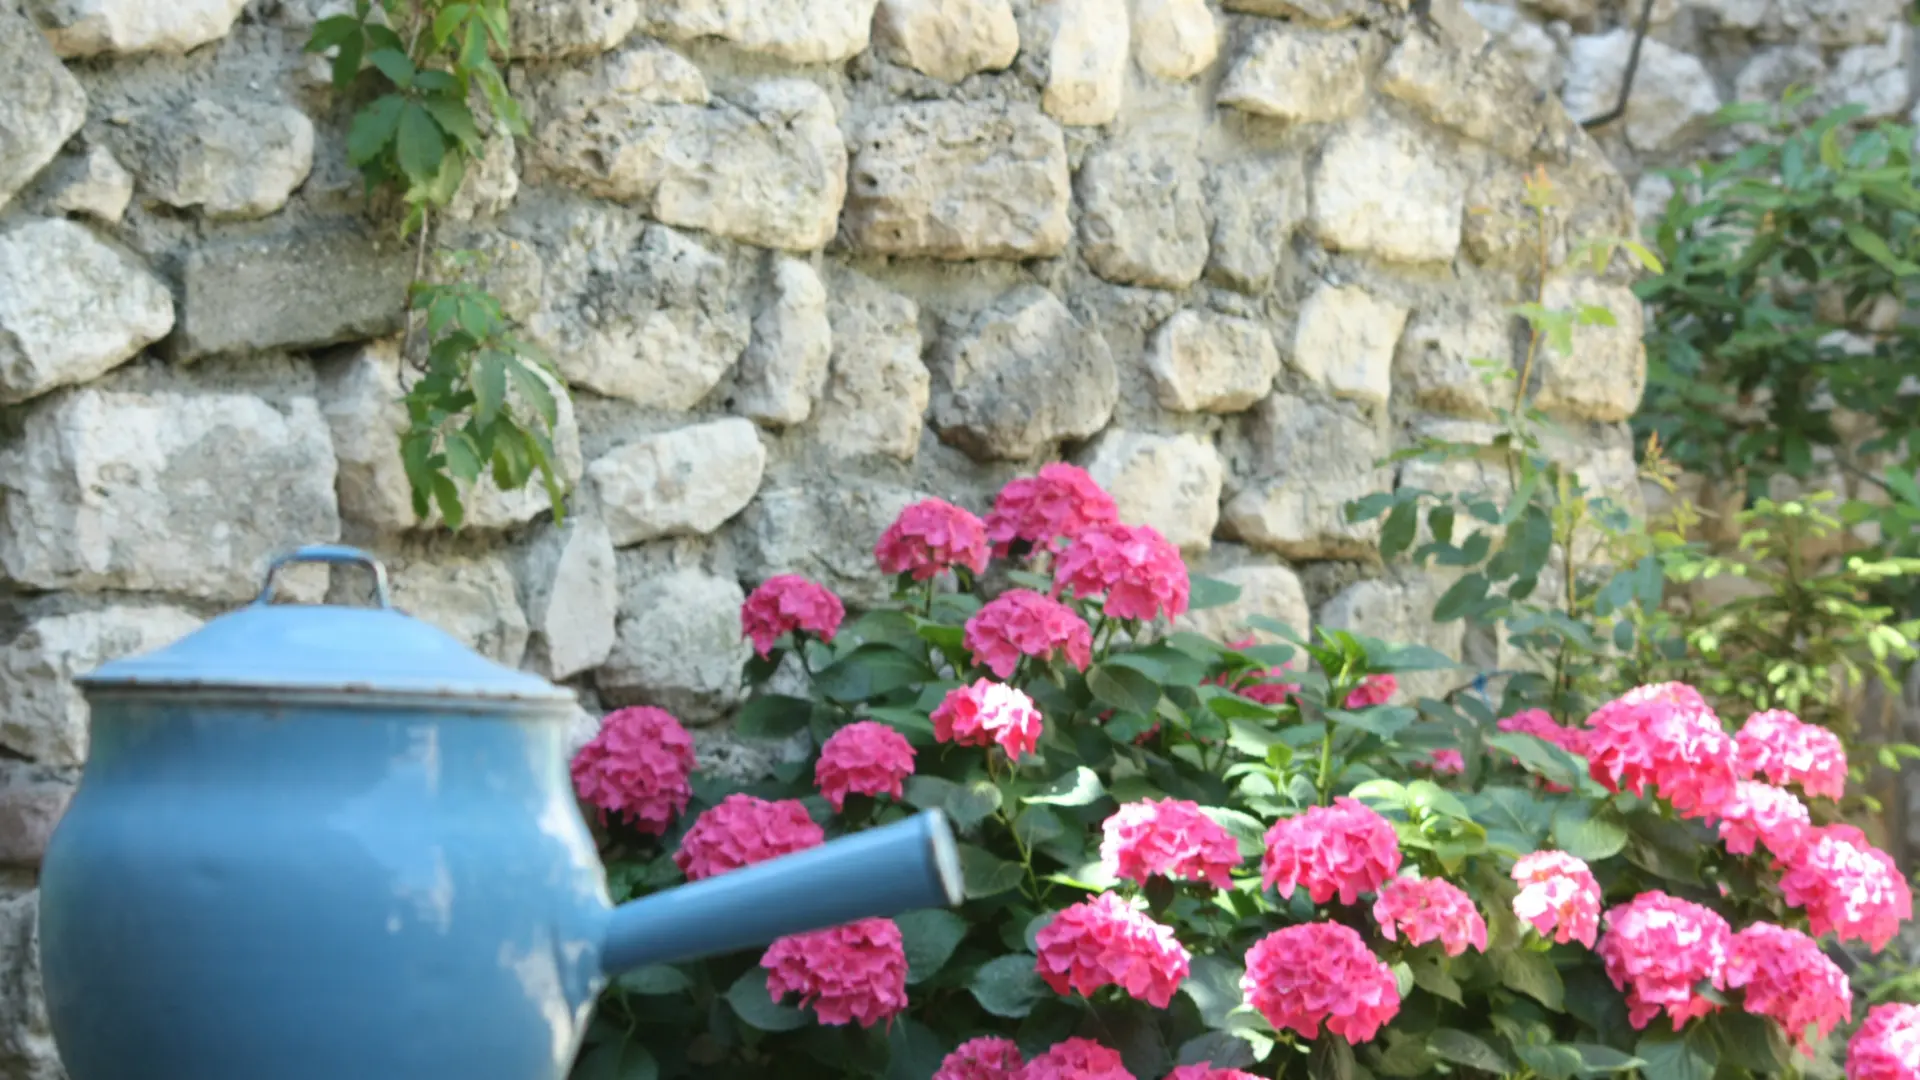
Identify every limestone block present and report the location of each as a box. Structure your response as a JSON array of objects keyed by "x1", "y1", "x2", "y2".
[
  {"x1": 43, "y1": 145, "x2": 134, "y2": 223},
  {"x1": 1290, "y1": 283, "x2": 1410, "y2": 409},
  {"x1": 1221, "y1": 394, "x2": 1390, "y2": 559},
  {"x1": 1463, "y1": 2, "x2": 1563, "y2": 91},
  {"x1": 26, "y1": 0, "x2": 247, "y2": 56},
  {"x1": 873, "y1": 0, "x2": 1020, "y2": 82},
  {"x1": 389, "y1": 557, "x2": 530, "y2": 667},
  {"x1": 0, "y1": 5, "x2": 86, "y2": 210},
  {"x1": 1827, "y1": 26, "x2": 1908, "y2": 121},
  {"x1": 110, "y1": 99, "x2": 315, "y2": 220},
  {"x1": 1133, "y1": 0, "x2": 1216, "y2": 80},
  {"x1": 516, "y1": 517, "x2": 619, "y2": 680},
  {"x1": 1732, "y1": 46, "x2": 1825, "y2": 114},
  {"x1": 653, "y1": 80, "x2": 847, "y2": 251},
  {"x1": 600, "y1": 569, "x2": 751, "y2": 722},
  {"x1": 1176, "y1": 561, "x2": 1311, "y2": 644},
  {"x1": 515, "y1": 38, "x2": 709, "y2": 201},
  {"x1": 1145, "y1": 310, "x2": 1280, "y2": 414},
  {"x1": 0, "y1": 218, "x2": 174, "y2": 405},
  {"x1": 1206, "y1": 155, "x2": 1306, "y2": 293},
  {"x1": 1318, "y1": 570, "x2": 1466, "y2": 701},
  {"x1": 510, "y1": 0, "x2": 641, "y2": 57},
  {"x1": 738, "y1": 481, "x2": 930, "y2": 608},
  {"x1": 1378, "y1": 27, "x2": 1551, "y2": 161},
  {"x1": 0, "y1": 606, "x2": 205, "y2": 766},
  {"x1": 0, "y1": 389, "x2": 341, "y2": 601},
  {"x1": 1532, "y1": 277, "x2": 1646, "y2": 423},
  {"x1": 813, "y1": 270, "x2": 929, "y2": 462},
  {"x1": 319, "y1": 342, "x2": 583, "y2": 532},
  {"x1": 1563, "y1": 31, "x2": 1719, "y2": 153},
  {"x1": 735, "y1": 256, "x2": 832, "y2": 427},
  {"x1": 174, "y1": 225, "x2": 412, "y2": 359},
  {"x1": 636, "y1": 0, "x2": 883, "y2": 63},
  {"x1": 1081, "y1": 430, "x2": 1224, "y2": 552},
  {"x1": 1217, "y1": 26, "x2": 1372, "y2": 125},
  {"x1": 444, "y1": 133, "x2": 521, "y2": 222},
  {"x1": 1394, "y1": 303, "x2": 1512, "y2": 418},
  {"x1": 589, "y1": 418, "x2": 768, "y2": 544},
  {"x1": 1223, "y1": 0, "x2": 1373, "y2": 25},
  {"x1": 1043, "y1": 0, "x2": 1129, "y2": 126},
  {"x1": 0, "y1": 762, "x2": 76, "y2": 868},
  {"x1": 1077, "y1": 141, "x2": 1210, "y2": 289},
  {"x1": 0, "y1": 891, "x2": 60, "y2": 1080},
  {"x1": 1692, "y1": 0, "x2": 1903, "y2": 47},
  {"x1": 844, "y1": 102, "x2": 1072, "y2": 260},
  {"x1": 1310, "y1": 117, "x2": 1464, "y2": 265},
  {"x1": 932, "y1": 285, "x2": 1118, "y2": 461}
]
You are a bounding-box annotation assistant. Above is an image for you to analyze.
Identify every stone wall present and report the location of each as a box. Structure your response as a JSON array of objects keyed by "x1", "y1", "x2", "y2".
[{"x1": 0, "y1": 0, "x2": 1643, "y2": 1074}]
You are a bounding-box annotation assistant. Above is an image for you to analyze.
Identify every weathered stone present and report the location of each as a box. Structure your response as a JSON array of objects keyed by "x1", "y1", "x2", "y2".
[
  {"x1": 1133, "y1": 0, "x2": 1216, "y2": 80},
  {"x1": 510, "y1": 0, "x2": 641, "y2": 58},
  {"x1": 1176, "y1": 561, "x2": 1311, "y2": 644},
  {"x1": 873, "y1": 0, "x2": 1020, "y2": 82},
  {"x1": 735, "y1": 256, "x2": 832, "y2": 427},
  {"x1": 43, "y1": 144, "x2": 134, "y2": 223},
  {"x1": 1532, "y1": 277, "x2": 1646, "y2": 423},
  {"x1": 637, "y1": 0, "x2": 883, "y2": 63},
  {"x1": 1464, "y1": 1, "x2": 1563, "y2": 90},
  {"x1": 319, "y1": 341, "x2": 583, "y2": 532},
  {"x1": 0, "y1": 891, "x2": 60, "y2": 1080},
  {"x1": 1081, "y1": 430, "x2": 1224, "y2": 552},
  {"x1": 1311, "y1": 117, "x2": 1463, "y2": 265},
  {"x1": 388, "y1": 557, "x2": 530, "y2": 667},
  {"x1": 0, "y1": 606, "x2": 205, "y2": 766},
  {"x1": 1827, "y1": 26, "x2": 1908, "y2": 121},
  {"x1": 444, "y1": 133, "x2": 520, "y2": 222},
  {"x1": 1206, "y1": 155, "x2": 1305, "y2": 293},
  {"x1": 0, "y1": 389, "x2": 341, "y2": 601},
  {"x1": 600, "y1": 569, "x2": 751, "y2": 722},
  {"x1": 1145, "y1": 310, "x2": 1280, "y2": 413},
  {"x1": 1221, "y1": 394, "x2": 1390, "y2": 559},
  {"x1": 0, "y1": 5, "x2": 86, "y2": 211},
  {"x1": 1692, "y1": 0, "x2": 1903, "y2": 47},
  {"x1": 1732, "y1": 44, "x2": 1825, "y2": 112},
  {"x1": 738, "y1": 480, "x2": 929, "y2": 608},
  {"x1": 844, "y1": 102, "x2": 1072, "y2": 260},
  {"x1": 1395, "y1": 303, "x2": 1512, "y2": 418},
  {"x1": 1632, "y1": 173, "x2": 1675, "y2": 230},
  {"x1": 1461, "y1": 150, "x2": 1634, "y2": 272},
  {"x1": 1222, "y1": 0, "x2": 1372, "y2": 26},
  {"x1": 1290, "y1": 283, "x2": 1410, "y2": 408},
  {"x1": 933, "y1": 286, "x2": 1118, "y2": 461},
  {"x1": 174, "y1": 225, "x2": 411, "y2": 359},
  {"x1": 515, "y1": 38, "x2": 709, "y2": 201},
  {"x1": 1043, "y1": 0, "x2": 1129, "y2": 126},
  {"x1": 26, "y1": 0, "x2": 247, "y2": 55},
  {"x1": 110, "y1": 99, "x2": 315, "y2": 220},
  {"x1": 1379, "y1": 26, "x2": 1555, "y2": 160},
  {"x1": 1218, "y1": 26, "x2": 1372, "y2": 125},
  {"x1": 654, "y1": 80, "x2": 847, "y2": 251},
  {"x1": 1518, "y1": 0, "x2": 1595, "y2": 20},
  {"x1": 0, "y1": 762, "x2": 76, "y2": 868},
  {"x1": 694, "y1": 728, "x2": 791, "y2": 785},
  {"x1": 516, "y1": 517, "x2": 619, "y2": 680},
  {"x1": 0, "y1": 218, "x2": 174, "y2": 405},
  {"x1": 1077, "y1": 141, "x2": 1210, "y2": 289},
  {"x1": 589, "y1": 418, "x2": 767, "y2": 544},
  {"x1": 813, "y1": 270, "x2": 929, "y2": 461},
  {"x1": 1563, "y1": 31, "x2": 1719, "y2": 153},
  {"x1": 1318, "y1": 570, "x2": 1466, "y2": 701}
]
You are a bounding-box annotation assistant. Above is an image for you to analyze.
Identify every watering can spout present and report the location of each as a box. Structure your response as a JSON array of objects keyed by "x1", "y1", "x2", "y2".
[{"x1": 597, "y1": 810, "x2": 966, "y2": 977}]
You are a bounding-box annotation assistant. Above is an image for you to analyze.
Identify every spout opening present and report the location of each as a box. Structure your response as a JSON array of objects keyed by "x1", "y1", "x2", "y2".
[{"x1": 925, "y1": 809, "x2": 964, "y2": 908}]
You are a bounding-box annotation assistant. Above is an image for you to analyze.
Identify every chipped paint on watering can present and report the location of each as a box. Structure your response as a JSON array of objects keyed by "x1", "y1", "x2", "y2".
[{"x1": 37, "y1": 545, "x2": 964, "y2": 1080}]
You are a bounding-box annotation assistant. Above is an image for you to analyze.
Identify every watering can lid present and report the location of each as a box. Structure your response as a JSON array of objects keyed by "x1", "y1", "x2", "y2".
[{"x1": 77, "y1": 545, "x2": 575, "y2": 706}]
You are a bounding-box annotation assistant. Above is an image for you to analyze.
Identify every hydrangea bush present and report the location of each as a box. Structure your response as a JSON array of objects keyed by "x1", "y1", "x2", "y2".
[{"x1": 567, "y1": 465, "x2": 1916, "y2": 1080}]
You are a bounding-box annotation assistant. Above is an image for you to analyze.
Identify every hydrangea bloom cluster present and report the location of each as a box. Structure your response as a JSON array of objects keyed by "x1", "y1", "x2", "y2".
[
  {"x1": 1725, "y1": 922, "x2": 1852, "y2": 1052},
  {"x1": 569, "y1": 706, "x2": 695, "y2": 835},
  {"x1": 1241, "y1": 922, "x2": 1401, "y2": 1043},
  {"x1": 1261, "y1": 797, "x2": 1403, "y2": 905},
  {"x1": 1423, "y1": 749, "x2": 1466, "y2": 775},
  {"x1": 932, "y1": 679, "x2": 1045, "y2": 761},
  {"x1": 1033, "y1": 892, "x2": 1191, "y2": 1008},
  {"x1": 1372, "y1": 876, "x2": 1488, "y2": 956},
  {"x1": 1596, "y1": 891, "x2": 1732, "y2": 1029},
  {"x1": 1099, "y1": 798, "x2": 1243, "y2": 890},
  {"x1": 1014, "y1": 1038, "x2": 1135, "y2": 1080},
  {"x1": 674, "y1": 794, "x2": 825, "y2": 881},
  {"x1": 934, "y1": 1038, "x2": 1025, "y2": 1080},
  {"x1": 1498, "y1": 708, "x2": 1590, "y2": 755},
  {"x1": 1165, "y1": 1068, "x2": 1262, "y2": 1080},
  {"x1": 739, "y1": 574, "x2": 845, "y2": 658},
  {"x1": 815, "y1": 721, "x2": 916, "y2": 810},
  {"x1": 963, "y1": 589, "x2": 1094, "y2": 679},
  {"x1": 1345, "y1": 674, "x2": 1397, "y2": 709},
  {"x1": 1213, "y1": 637, "x2": 1299, "y2": 705},
  {"x1": 984, "y1": 463, "x2": 1119, "y2": 557},
  {"x1": 1848, "y1": 1004, "x2": 1920, "y2": 1080},
  {"x1": 1510, "y1": 851, "x2": 1602, "y2": 947},
  {"x1": 1716, "y1": 780, "x2": 1811, "y2": 858},
  {"x1": 874, "y1": 498, "x2": 990, "y2": 581},
  {"x1": 1736, "y1": 709, "x2": 1848, "y2": 801},
  {"x1": 1778, "y1": 824, "x2": 1913, "y2": 952},
  {"x1": 1583, "y1": 682, "x2": 1739, "y2": 820},
  {"x1": 761, "y1": 917, "x2": 907, "y2": 1028},
  {"x1": 1050, "y1": 521, "x2": 1191, "y2": 623}
]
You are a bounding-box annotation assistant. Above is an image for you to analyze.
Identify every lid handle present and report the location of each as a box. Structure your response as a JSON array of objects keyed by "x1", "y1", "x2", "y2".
[{"x1": 255, "y1": 545, "x2": 392, "y2": 609}]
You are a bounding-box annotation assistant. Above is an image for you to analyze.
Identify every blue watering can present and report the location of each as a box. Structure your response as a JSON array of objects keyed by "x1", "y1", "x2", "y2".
[{"x1": 37, "y1": 545, "x2": 964, "y2": 1080}]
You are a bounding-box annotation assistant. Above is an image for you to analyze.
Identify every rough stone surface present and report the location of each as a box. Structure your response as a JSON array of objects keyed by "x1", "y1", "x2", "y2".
[
  {"x1": 739, "y1": 480, "x2": 929, "y2": 608},
  {"x1": 1290, "y1": 284, "x2": 1411, "y2": 408},
  {"x1": 1828, "y1": 26, "x2": 1909, "y2": 121},
  {"x1": 1318, "y1": 570, "x2": 1466, "y2": 701},
  {"x1": 1077, "y1": 141, "x2": 1210, "y2": 289},
  {"x1": 0, "y1": 5, "x2": 87, "y2": 211},
  {"x1": 0, "y1": 762, "x2": 76, "y2": 869},
  {"x1": 1563, "y1": 31, "x2": 1720, "y2": 153},
  {"x1": 1081, "y1": 430, "x2": 1224, "y2": 552},
  {"x1": 388, "y1": 557, "x2": 530, "y2": 667},
  {"x1": 174, "y1": 225, "x2": 412, "y2": 359},
  {"x1": 1533, "y1": 276, "x2": 1647, "y2": 423},
  {"x1": 43, "y1": 145, "x2": 134, "y2": 223},
  {"x1": 637, "y1": 0, "x2": 883, "y2": 63},
  {"x1": 735, "y1": 256, "x2": 833, "y2": 427},
  {"x1": 844, "y1": 102, "x2": 1072, "y2": 260},
  {"x1": 0, "y1": 389, "x2": 341, "y2": 601},
  {"x1": 600, "y1": 569, "x2": 750, "y2": 722},
  {"x1": 0, "y1": 891, "x2": 59, "y2": 1080},
  {"x1": 1223, "y1": 0, "x2": 1372, "y2": 25},
  {"x1": 0, "y1": 218, "x2": 174, "y2": 405},
  {"x1": 932, "y1": 286, "x2": 1118, "y2": 461},
  {"x1": 516, "y1": 517, "x2": 618, "y2": 680},
  {"x1": 1206, "y1": 155, "x2": 1305, "y2": 294},
  {"x1": 26, "y1": 0, "x2": 247, "y2": 56},
  {"x1": 653, "y1": 80, "x2": 847, "y2": 252},
  {"x1": 1464, "y1": 2, "x2": 1563, "y2": 91},
  {"x1": 1222, "y1": 394, "x2": 1390, "y2": 559},
  {"x1": 1311, "y1": 117, "x2": 1463, "y2": 265},
  {"x1": 1176, "y1": 561, "x2": 1312, "y2": 643},
  {"x1": 1133, "y1": 0, "x2": 1217, "y2": 80},
  {"x1": 589, "y1": 418, "x2": 767, "y2": 543},
  {"x1": 444, "y1": 133, "x2": 521, "y2": 222},
  {"x1": 873, "y1": 0, "x2": 1020, "y2": 82},
  {"x1": 1145, "y1": 310, "x2": 1280, "y2": 413},
  {"x1": 110, "y1": 99, "x2": 315, "y2": 220},
  {"x1": 1395, "y1": 303, "x2": 1513, "y2": 418},
  {"x1": 1379, "y1": 25, "x2": 1554, "y2": 161},
  {"x1": 813, "y1": 270, "x2": 928, "y2": 461},
  {"x1": 510, "y1": 0, "x2": 642, "y2": 58},
  {"x1": 1218, "y1": 26, "x2": 1372, "y2": 124},
  {"x1": 1043, "y1": 0, "x2": 1129, "y2": 126},
  {"x1": 515, "y1": 38, "x2": 709, "y2": 202},
  {"x1": 0, "y1": 606, "x2": 205, "y2": 767},
  {"x1": 1691, "y1": 0, "x2": 1904, "y2": 46}
]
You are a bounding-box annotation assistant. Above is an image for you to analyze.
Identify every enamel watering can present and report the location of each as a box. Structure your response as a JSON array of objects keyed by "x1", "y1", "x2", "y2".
[{"x1": 37, "y1": 545, "x2": 964, "y2": 1080}]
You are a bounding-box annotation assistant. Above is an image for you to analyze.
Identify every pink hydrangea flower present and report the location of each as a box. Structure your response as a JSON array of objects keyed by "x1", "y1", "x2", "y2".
[
  {"x1": 761, "y1": 917, "x2": 907, "y2": 1028},
  {"x1": 1716, "y1": 781, "x2": 1811, "y2": 859},
  {"x1": 1345, "y1": 674, "x2": 1397, "y2": 710},
  {"x1": 1052, "y1": 522, "x2": 1191, "y2": 622},
  {"x1": 1511, "y1": 850, "x2": 1602, "y2": 947},
  {"x1": 674, "y1": 794, "x2": 825, "y2": 881},
  {"x1": 875, "y1": 498, "x2": 990, "y2": 581},
  {"x1": 740, "y1": 574, "x2": 845, "y2": 658},
  {"x1": 1372, "y1": 876, "x2": 1488, "y2": 956},
  {"x1": 1165, "y1": 1068, "x2": 1262, "y2": 1080},
  {"x1": 815, "y1": 721, "x2": 916, "y2": 810},
  {"x1": 570, "y1": 706, "x2": 695, "y2": 835},
  {"x1": 935, "y1": 1038, "x2": 1026, "y2": 1080},
  {"x1": 1736, "y1": 709, "x2": 1848, "y2": 802},
  {"x1": 985, "y1": 464, "x2": 1120, "y2": 558},
  {"x1": 1099, "y1": 798, "x2": 1242, "y2": 890},
  {"x1": 1034, "y1": 892, "x2": 1191, "y2": 1008},
  {"x1": 1241, "y1": 922, "x2": 1401, "y2": 1044},
  {"x1": 1583, "y1": 682, "x2": 1739, "y2": 821},
  {"x1": 1596, "y1": 891, "x2": 1733, "y2": 1030},
  {"x1": 1261, "y1": 797, "x2": 1403, "y2": 905},
  {"x1": 1726, "y1": 922, "x2": 1852, "y2": 1052},
  {"x1": 1778, "y1": 824, "x2": 1912, "y2": 952},
  {"x1": 1014, "y1": 1038, "x2": 1135, "y2": 1080},
  {"x1": 1848, "y1": 1004, "x2": 1920, "y2": 1080},
  {"x1": 1499, "y1": 708, "x2": 1590, "y2": 755},
  {"x1": 1211, "y1": 638, "x2": 1299, "y2": 705},
  {"x1": 964, "y1": 589, "x2": 1094, "y2": 679},
  {"x1": 1423, "y1": 749, "x2": 1466, "y2": 775},
  {"x1": 932, "y1": 679, "x2": 1045, "y2": 761}
]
